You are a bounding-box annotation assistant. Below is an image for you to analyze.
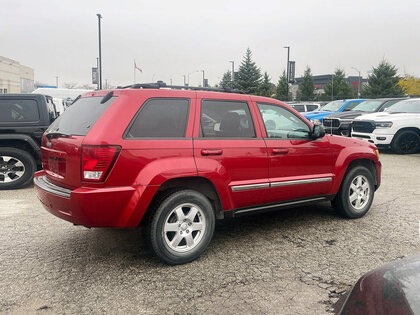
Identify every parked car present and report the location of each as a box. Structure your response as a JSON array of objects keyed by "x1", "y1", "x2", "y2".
[
  {"x1": 34, "y1": 85, "x2": 381, "y2": 265},
  {"x1": 323, "y1": 98, "x2": 406, "y2": 136},
  {"x1": 0, "y1": 94, "x2": 58, "y2": 189},
  {"x1": 289, "y1": 103, "x2": 321, "y2": 113},
  {"x1": 334, "y1": 254, "x2": 420, "y2": 314},
  {"x1": 303, "y1": 99, "x2": 366, "y2": 125},
  {"x1": 352, "y1": 98, "x2": 420, "y2": 154}
]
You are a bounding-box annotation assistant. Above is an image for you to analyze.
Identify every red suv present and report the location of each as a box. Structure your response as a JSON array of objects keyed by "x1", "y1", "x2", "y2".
[{"x1": 34, "y1": 85, "x2": 381, "y2": 265}]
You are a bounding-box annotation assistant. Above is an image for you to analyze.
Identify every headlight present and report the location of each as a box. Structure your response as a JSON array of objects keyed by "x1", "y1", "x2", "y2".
[
  {"x1": 375, "y1": 121, "x2": 393, "y2": 128},
  {"x1": 311, "y1": 119, "x2": 321, "y2": 125}
]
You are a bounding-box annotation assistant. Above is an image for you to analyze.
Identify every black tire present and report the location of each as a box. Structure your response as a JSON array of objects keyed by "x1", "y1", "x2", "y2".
[
  {"x1": 331, "y1": 166, "x2": 375, "y2": 219},
  {"x1": 391, "y1": 130, "x2": 420, "y2": 154},
  {"x1": 0, "y1": 147, "x2": 36, "y2": 190},
  {"x1": 147, "y1": 190, "x2": 215, "y2": 265}
]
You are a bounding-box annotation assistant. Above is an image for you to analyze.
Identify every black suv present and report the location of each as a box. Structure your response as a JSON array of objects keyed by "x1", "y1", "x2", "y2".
[
  {"x1": 0, "y1": 94, "x2": 58, "y2": 189},
  {"x1": 322, "y1": 98, "x2": 405, "y2": 136}
]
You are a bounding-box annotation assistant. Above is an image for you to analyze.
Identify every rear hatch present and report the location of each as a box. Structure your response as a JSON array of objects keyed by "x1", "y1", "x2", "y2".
[{"x1": 41, "y1": 94, "x2": 117, "y2": 189}]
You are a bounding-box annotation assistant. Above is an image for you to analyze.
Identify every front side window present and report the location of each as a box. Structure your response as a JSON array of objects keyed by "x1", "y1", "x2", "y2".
[
  {"x1": 292, "y1": 105, "x2": 305, "y2": 112},
  {"x1": 345, "y1": 101, "x2": 361, "y2": 111},
  {"x1": 126, "y1": 98, "x2": 189, "y2": 138},
  {"x1": 0, "y1": 99, "x2": 40, "y2": 122},
  {"x1": 307, "y1": 105, "x2": 319, "y2": 111},
  {"x1": 200, "y1": 100, "x2": 256, "y2": 138},
  {"x1": 258, "y1": 103, "x2": 310, "y2": 139}
]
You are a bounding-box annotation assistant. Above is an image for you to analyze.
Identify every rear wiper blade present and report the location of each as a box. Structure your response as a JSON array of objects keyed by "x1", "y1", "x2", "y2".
[{"x1": 46, "y1": 132, "x2": 71, "y2": 140}]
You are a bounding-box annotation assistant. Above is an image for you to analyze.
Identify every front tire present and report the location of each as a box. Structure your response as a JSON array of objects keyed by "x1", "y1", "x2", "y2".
[
  {"x1": 148, "y1": 190, "x2": 215, "y2": 265},
  {"x1": 332, "y1": 166, "x2": 374, "y2": 219},
  {"x1": 391, "y1": 130, "x2": 420, "y2": 154},
  {"x1": 0, "y1": 147, "x2": 36, "y2": 190}
]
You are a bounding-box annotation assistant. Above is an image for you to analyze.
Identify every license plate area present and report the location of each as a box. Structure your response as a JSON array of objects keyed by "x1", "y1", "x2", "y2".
[{"x1": 47, "y1": 156, "x2": 66, "y2": 178}]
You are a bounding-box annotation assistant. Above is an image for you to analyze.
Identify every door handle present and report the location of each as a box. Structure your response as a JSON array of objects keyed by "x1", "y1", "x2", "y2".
[
  {"x1": 272, "y1": 148, "x2": 289, "y2": 155},
  {"x1": 201, "y1": 149, "x2": 223, "y2": 156}
]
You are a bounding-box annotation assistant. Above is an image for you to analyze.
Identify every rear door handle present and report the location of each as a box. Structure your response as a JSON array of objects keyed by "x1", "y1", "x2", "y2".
[
  {"x1": 201, "y1": 149, "x2": 223, "y2": 156},
  {"x1": 272, "y1": 148, "x2": 289, "y2": 155}
]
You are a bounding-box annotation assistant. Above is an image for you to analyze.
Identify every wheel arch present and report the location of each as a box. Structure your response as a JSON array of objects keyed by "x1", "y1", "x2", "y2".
[
  {"x1": 139, "y1": 176, "x2": 224, "y2": 226},
  {"x1": 0, "y1": 135, "x2": 41, "y2": 162}
]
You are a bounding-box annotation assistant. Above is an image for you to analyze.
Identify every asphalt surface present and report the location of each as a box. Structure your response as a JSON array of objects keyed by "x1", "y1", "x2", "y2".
[{"x1": 1, "y1": 152, "x2": 420, "y2": 314}]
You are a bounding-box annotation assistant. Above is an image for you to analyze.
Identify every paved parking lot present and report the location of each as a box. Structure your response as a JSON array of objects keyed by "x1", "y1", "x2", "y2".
[{"x1": 1, "y1": 152, "x2": 419, "y2": 314}]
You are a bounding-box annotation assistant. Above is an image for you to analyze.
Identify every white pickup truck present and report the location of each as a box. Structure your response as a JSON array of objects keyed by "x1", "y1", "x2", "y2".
[{"x1": 351, "y1": 98, "x2": 420, "y2": 154}]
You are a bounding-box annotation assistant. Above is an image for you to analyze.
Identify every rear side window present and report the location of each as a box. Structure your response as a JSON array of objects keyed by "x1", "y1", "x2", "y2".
[
  {"x1": 307, "y1": 105, "x2": 319, "y2": 111},
  {"x1": 200, "y1": 100, "x2": 256, "y2": 138},
  {"x1": 126, "y1": 98, "x2": 189, "y2": 138},
  {"x1": 47, "y1": 96, "x2": 116, "y2": 136},
  {"x1": 0, "y1": 99, "x2": 40, "y2": 122},
  {"x1": 292, "y1": 105, "x2": 305, "y2": 112}
]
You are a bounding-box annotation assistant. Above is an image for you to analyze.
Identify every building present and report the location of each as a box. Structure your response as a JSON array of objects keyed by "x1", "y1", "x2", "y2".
[
  {"x1": 293, "y1": 74, "x2": 367, "y2": 98},
  {"x1": 0, "y1": 56, "x2": 34, "y2": 94}
]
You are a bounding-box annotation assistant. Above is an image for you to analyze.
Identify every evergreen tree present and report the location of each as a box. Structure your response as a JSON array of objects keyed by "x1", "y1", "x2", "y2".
[
  {"x1": 219, "y1": 70, "x2": 234, "y2": 90},
  {"x1": 298, "y1": 66, "x2": 315, "y2": 101},
  {"x1": 275, "y1": 71, "x2": 289, "y2": 101},
  {"x1": 236, "y1": 48, "x2": 262, "y2": 94},
  {"x1": 362, "y1": 61, "x2": 405, "y2": 98},
  {"x1": 257, "y1": 72, "x2": 273, "y2": 97},
  {"x1": 322, "y1": 69, "x2": 354, "y2": 100}
]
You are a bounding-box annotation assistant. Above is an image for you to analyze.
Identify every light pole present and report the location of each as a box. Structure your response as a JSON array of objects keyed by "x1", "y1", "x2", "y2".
[
  {"x1": 351, "y1": 67, "x2": 361, "y2": 98},
  {"x1": 200, "y1": 70, "x2": 205, "y2": 87},
  {"x1": 187, "y1": 70, "x2": 199, "y2": 86},
  {"x1": 152, "y1": 73, "x2": 155, "y2": 83},
  {"x1": 96, "y1": 14, "x2": 102, "y2": 90},
  {"x1": 229, "y1": 61, "x2": 235, "y2": 83},
  {"x1": 283, "y1": 46, "x2": 290, "y2": 100},
  {"x1": 55, "y1": 76, "x2": 59, "y2": 88},
  {"x1": 331, "y1": 74, "x2": 334, "y2": 101},
  {"x1": 182, "y1": 75, "x2": 186, "y2": 86}
]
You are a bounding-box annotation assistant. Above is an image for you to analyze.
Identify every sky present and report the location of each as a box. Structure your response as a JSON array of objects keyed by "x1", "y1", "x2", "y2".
[{"x1": 1, "y1": 0, "x2": 419, "y2": 88}]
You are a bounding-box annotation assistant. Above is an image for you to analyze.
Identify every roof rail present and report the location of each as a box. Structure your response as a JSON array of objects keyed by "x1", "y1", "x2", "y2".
[{"x1": 117, "y1": 81, "x2": 244, "y2": 94}]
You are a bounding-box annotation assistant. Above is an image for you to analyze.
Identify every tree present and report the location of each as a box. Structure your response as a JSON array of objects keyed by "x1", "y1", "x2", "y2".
[
  {"x1": 236, "y1": 48, "x2": 262, "y2": 94},
  {"x1": 257, "y1": 72, "x2": 274, "y2": 97},
  {"x1": 298, "y1": 66, "x2": 315, "y2": 101},
  {"x1": 322, "y1": 69, "x2": 354, "y2": 100},
  {"x1": 362, "y1": 61, "x2": 405, "y2": 98},
  {"x1": 219, "y1": 70, "x2": 234, "y2": 90},
  {"x1": 275, "y1": 71, "x2": 289, "y2": 101},
  {"x1": 398, "y1": 75, "x2": 420, "y2": 96}
]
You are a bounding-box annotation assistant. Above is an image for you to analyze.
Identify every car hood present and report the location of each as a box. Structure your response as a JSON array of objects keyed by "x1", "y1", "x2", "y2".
[
  {"x1": 325, "y1": 111, "x2": 368, "y2": 120},
  {"x1": 354, "y1": 112, "x2": 420, "y2": 122},
  {"x1": 303, "y1": 111, "x2": 335, "y2": 120}
]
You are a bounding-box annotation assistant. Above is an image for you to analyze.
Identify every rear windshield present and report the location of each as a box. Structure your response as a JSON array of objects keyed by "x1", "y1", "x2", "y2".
[{"x1": 46, "y1": 96, "x2": 116, "y2": 136}]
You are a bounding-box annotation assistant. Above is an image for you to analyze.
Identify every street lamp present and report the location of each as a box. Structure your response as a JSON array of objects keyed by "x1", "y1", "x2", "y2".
[
  {"x1": 96, "y1": 14, "x2": 102, "y2": 90},
  {"x1": 187, "y1": 70, "x2": 199, "y2": 86},
  {"x1": 229, "y1": 61, "x2": 235, "y2": 82},
  {"x1": 283, "y1": 46, "x2": 290, "y2": 100},
  {"x1": 351, "y1": 67, "x2": 361, "y2": 98}
]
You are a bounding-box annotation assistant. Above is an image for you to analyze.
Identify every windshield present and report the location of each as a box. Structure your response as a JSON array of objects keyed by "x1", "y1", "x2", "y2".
[
  {"x1": 352, "y1": 100, "x2": 384, "y2": 112},
  {"x1": 386, "y1": 99, "x2": 420, "y2": 113},
  {"x1": 320, "y1": 100, "x2": 345, "y2": 112}
]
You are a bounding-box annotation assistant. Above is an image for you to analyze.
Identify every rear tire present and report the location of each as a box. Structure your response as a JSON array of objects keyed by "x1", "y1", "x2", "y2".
[
  {"x1": 0, "y1": 147, "x2": 36, "y2": 190},
  {"x1": 147, "y1": 190, "x2": 215, "y2": 265},
  {"x1": 391, "y1": 130, "x2": 420, "y2": 154},
  {"x1": 332, "y1": 166, "x2": 374, "y2": 219}
]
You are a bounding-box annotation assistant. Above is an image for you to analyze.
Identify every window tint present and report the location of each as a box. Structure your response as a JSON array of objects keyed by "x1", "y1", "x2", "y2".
[
  {"x1": 127, "y1": 98, "x2": 189, "y2": 138},
  {"x1": 307, "y1": 105, "x2": 319, "y2": 111},
  {"x1": 0, "y1": 99, "x2": 40, "y2": 122},
  {"x1": 292, "y1": 105, "x2": 305, "y2": 112},
  {"x1": 200, "y1": 100, "x2": 255, "y2": 138},
  {"x1": 47, "y1": 96, "x2": 116, "y2": 136},
  {"x1": 257, "y1": 103, "x2": 310, "y2": 139}
]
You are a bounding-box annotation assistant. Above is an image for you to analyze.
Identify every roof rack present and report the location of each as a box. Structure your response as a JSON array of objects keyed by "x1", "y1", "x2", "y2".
[{"x1": 117, "y1": 81, "x2": 244, "y2": 94}]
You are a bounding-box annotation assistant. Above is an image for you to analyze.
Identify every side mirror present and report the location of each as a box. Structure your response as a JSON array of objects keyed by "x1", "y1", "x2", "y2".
[{"x1": 311, "y1": 124, "x2": 325, "y2": 139}]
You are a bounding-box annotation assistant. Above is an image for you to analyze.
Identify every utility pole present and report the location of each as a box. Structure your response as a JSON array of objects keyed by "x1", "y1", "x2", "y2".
[
  {"x1": 331, "y1": 74, "x2": 334, "y2": 101},
  {"x1": 283, "y1": 46, "x2": 290, "y2": 101},
  {"x1": 96, "y1": 58, "x2": 100, "y2": 89},
  {"x1": 55, "y1": 76, "x2": 59, "y2": 88},
  {"x1": 97, "y1": 14, "x2": 102, "y2": 89},
  {"x1": 183, "y1": 75, "x2": 186, "y2": 86},
  {"x1": 229, "y1": 61, "x2": 235, "y2": 83}
]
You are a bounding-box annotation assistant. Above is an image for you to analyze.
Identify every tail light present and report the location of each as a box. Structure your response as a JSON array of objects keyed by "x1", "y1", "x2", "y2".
[{"x1": 81, "y1": 145, "x2": 121, "y2": 182}]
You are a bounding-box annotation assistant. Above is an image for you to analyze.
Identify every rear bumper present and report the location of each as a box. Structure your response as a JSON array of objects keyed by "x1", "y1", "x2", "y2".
[{"x1": 34, "y1": 171, "x2": 151, "y2": 227}]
